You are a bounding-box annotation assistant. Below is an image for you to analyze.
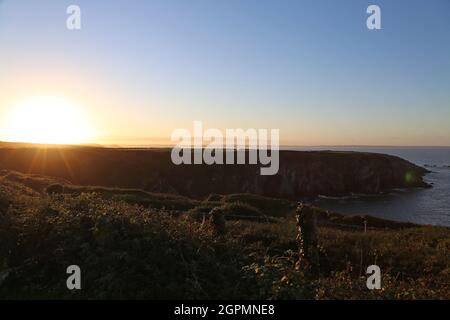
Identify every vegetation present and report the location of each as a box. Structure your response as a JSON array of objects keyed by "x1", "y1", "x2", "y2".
[{"x1": 0, "y1": 170, "x2": 448, "y2": 299}]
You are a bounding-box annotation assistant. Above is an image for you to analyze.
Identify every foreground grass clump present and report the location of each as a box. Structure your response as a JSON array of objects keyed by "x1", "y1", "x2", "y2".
[
  {"x1": 228, "y1": 222, "x2": 450, "y2": 299},
  {"x1": 0, "y1": 192, "x2": 256, "y2": 299},
  {"x1": 0, "y1": 170, "x2": 449, "y2": 299}
]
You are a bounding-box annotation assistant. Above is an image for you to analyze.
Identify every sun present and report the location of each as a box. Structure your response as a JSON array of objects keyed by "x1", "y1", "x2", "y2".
[{"x1": 3, "y1": 96, "x2": 93, "y2": 145}]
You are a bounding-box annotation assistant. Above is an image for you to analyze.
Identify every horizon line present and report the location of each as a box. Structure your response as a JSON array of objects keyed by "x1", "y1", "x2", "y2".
[{"x1": 2, "y1": 140, "x2": 450, "y2": 149}]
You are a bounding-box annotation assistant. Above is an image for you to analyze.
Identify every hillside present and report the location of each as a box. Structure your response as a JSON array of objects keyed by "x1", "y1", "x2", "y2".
[
  {"x1": 0, "y1": 170, "x2": 448, "y2": 299},
  {"x1": 0, "y1": 144, "x2": 430, "y2": 199}
]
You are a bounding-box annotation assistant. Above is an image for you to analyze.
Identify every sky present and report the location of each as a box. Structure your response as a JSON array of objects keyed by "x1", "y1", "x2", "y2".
[{"x1": 0, "y1": 0, "x2": 449, "y2": 146}]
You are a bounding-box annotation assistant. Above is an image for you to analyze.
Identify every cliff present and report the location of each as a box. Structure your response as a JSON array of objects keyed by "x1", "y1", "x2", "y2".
[{"x1": 0, "y1": 145, "x2": 429, "y2": 199}]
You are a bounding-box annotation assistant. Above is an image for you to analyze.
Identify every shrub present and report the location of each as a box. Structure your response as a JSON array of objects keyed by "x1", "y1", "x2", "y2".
[
  {"x1": 0, "y1": 194, "x2": 11, "y2": 213},
  {"x1": 46, "y1": 183, "x2": 64, "y2": 195},
  {"x1": 187, "y1": 202, "x2": 217, "y2": 220},
  {"x1": 62, "y1": 185, "x2": 198, "y2": 210},
  {"x1": 222, "y1": 193, "x2": 295, "y2": 217},
  {"x1": 206, "y1": 194, "x2": 223, "y2": 202},
  {"x1": 219, "y1": 202, "x2": 263, "y2": 219},
  {"x1": 188, "y1": 202, "x2": 266, "y2": 222}
]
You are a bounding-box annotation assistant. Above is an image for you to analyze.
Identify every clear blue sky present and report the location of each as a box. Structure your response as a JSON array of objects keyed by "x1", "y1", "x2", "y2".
[{"x1": 0, "y1": 0, "x2": 449, "y2": 146}]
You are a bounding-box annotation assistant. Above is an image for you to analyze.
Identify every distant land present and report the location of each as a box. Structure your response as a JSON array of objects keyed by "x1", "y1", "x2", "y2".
[{"x1": 0, "y1": 142, "x2": 429, "y2": 200}]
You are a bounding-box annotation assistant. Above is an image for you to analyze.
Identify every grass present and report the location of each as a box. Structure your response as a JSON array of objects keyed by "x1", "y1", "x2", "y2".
[{"x1": 0, "y1": 170, "x2": 448, "y2": 299}]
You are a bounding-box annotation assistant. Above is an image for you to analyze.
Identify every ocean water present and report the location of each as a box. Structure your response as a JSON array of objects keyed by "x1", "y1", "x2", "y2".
[{"x1": 290, "y1": 147, "x2": 450, "y2": 226}]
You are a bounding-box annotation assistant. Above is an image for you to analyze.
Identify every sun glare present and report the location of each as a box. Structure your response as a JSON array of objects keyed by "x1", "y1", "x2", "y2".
[{"x1": 3, "y1": 96, "x2": 93, "y2": 145}]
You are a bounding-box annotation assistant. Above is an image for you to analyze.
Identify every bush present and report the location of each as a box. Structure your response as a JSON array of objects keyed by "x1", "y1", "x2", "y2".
[
  {"x1": 219, "y1": 202, "x2": 263, "y2": 219},
  {"x1": 0, "y1": 194, "x2": 11, "y2": 213},
  {"x1": 63, "y1": 185, "x2": 198, "y2": 211},
  {"x1": 187, "y1": 202, "x2": 217, "y2": 220},
  {"x1": 206, "y1": 194, "x2": 223, "y2": 202},
  {"x1": 46, "y1": 183, "x2": 64, "y2": 195},
  {"x1": 222, "y1": 193, "x2": 295, "y2": 217},
  {"x1": 188, "y1": 202, "x2": 267, "y2": 222}
]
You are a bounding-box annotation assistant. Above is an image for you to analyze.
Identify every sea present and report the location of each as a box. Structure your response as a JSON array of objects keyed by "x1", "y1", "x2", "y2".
[{"x1": 289, "y1": 146, "x2": 450, "y2": 227}]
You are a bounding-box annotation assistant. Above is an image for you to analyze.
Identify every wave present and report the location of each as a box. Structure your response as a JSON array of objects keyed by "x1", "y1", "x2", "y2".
[{"x1": 423, "y1": 164, "x2": 450, "y2": 169}]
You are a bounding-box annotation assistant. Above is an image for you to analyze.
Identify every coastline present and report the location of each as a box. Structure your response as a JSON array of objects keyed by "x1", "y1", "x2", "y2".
[{"x1": 0, "y1": 144, "x2": 430, "y2": 198}]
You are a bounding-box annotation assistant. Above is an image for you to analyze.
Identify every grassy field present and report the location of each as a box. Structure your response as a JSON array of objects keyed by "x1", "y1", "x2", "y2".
[{"x1": 0, "y1": 170, "x2": 448, "y2": 299}]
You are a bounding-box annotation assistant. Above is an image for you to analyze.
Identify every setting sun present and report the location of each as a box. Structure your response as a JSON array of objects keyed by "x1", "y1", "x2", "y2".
[{"x1": 2, "y1": 96, "x2": 93, "y2": 145}]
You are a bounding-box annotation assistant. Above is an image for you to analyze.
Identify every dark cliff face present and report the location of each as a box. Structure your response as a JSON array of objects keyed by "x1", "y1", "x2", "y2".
[{"x1": 0, "y1": 146, "x2": 429, "y2": 199}]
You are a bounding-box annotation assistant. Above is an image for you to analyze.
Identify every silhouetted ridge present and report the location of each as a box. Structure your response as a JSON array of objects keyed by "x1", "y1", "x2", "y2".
[{"x1": 0, "y1": 145, "x2": 429, "y2": 199}]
